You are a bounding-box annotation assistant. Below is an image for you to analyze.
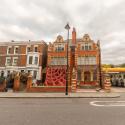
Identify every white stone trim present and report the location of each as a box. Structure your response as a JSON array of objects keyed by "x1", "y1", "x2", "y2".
[
  {"x1": 27, "y1": 53, "x2": 39, "y2": 67},
  {"x1": 0, "y1": 66, "x2": 42, "y2": 80},
  {"x1": 0, "y1": 41, "x2": 46, "y2": 46},
  {"x1": 7, "y1": 46, "x2": 12, "y2": 54},
  {"x1": 0, "y1": 53, "x2": 42, "y2": 56},
  {"x1": 14, "y1": 46, "x2": 19, "y2": 54},
  {"x1": 26, "y1": 45, "x2": 31, "y2": 54},
  {"x1": 34, "y1": 45, "x2": 39, "y2": 52}
]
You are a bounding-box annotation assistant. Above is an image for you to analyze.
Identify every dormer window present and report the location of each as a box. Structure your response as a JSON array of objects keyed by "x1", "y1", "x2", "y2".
[
  {"x1": 55, "y1": 44, "x2": 64, "y2": 52},
  {"x1": 85, "y1": 43, "x2": 88, "y2": 50},
  {"x1": 55, "y1": 47, "x2": 64, "y2": 52}
]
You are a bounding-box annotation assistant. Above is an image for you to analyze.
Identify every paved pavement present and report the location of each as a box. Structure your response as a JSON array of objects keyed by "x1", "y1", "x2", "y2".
[
  {"x1": 111, "y1": 87, "x2": 125, "y2": 92},
  {"x1": 0, "y1": 91, "x2": 120, "y2": 98},
  {"x1": 0, "y1": 87, "x2": 124, "y2": 98}
]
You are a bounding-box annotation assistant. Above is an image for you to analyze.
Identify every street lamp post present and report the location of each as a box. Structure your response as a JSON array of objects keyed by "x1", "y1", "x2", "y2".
[
  {"x1": 65, "y1": 23, "x2": 70, "y2": 95},
  {"x1": 98, "y1": 41, "x2": 102, "y2": 88}
]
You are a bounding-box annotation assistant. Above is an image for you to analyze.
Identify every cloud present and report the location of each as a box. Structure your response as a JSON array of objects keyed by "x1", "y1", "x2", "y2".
[{"x1": 0, "y1": 0, "x2": 124, "y2": 64}]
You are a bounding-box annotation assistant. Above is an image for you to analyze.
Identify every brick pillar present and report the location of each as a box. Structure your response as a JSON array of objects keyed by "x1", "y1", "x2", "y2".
[
  {"x1": 104, "y1": 74, "x2": 111, "y2": 92},
  {"x1": 13, "y1": 73, "x2": 20, "y2": 92},
  {"x1": 1, "y1": 79, "x2": 6, "y2": 92},
  {"x1": 26, "y1": 74, "x2": 32, "y2": 91},
  {"x1": 71, "y1": 68, "x2": 77, "y2": 92},
  {"x1": 3, "y1": 79, "x2": 6, "y2": 89}
]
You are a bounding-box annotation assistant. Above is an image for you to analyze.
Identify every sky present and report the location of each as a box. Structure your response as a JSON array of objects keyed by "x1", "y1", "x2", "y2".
[{"x1": 0, "y1": 0, "x2": 125, "y2": 64}]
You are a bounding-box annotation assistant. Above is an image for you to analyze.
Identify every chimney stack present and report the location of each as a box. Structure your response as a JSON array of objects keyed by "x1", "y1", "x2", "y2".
[{"x1": 72, "y1": 27, "x2": 76, "y2": 45}]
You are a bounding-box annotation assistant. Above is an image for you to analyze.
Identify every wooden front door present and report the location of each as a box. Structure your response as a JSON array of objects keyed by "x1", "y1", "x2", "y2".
[{"x1": 84, "y1": 71, "x2": 91, "y2": 82}]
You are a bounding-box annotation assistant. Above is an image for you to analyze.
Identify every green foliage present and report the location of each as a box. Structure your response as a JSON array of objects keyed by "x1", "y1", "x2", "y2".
[
  {"x1": 119, "y1": 63, "x2": 125, "y2": 67},
  {"x1": 20, "y1": 72, "x2": 28, "y2": 84},
  {"x1": 102, "y1": 63, "x2": 125, "y2": 68},
  {"x1": 0, "y1": 76, "x2": 5, "y2": 84},
  {"x1": 102, "y1": 64, "x2": 115, "y2": 68}
]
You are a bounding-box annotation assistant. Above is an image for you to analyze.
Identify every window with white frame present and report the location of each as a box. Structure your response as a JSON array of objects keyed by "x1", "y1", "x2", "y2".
[
  {"x1": 50, "y1": 57, "x2": 66, "y2": 65},
  {"x1": 34, "y1": 57, "x2": 38, "y2": 65},
  {"x1": 34, "y1": 46, "x2": 38, "y2": 52},
  {"x1": 6, "y1": 57, "x2": 11, "y2": 66},
  {"x1": 27, "y1": 55, "x2": 39, "y2": 65},
  {"x1": 81, "y1": 43, "x2": 92, "y2": 51},
  {"x1": 27, "y1": 47, "x2": 31, "y2": 52},
  {"x1": 13, "y1": 57, "x2": 18, "y2": 66},
  {"x1": 55, "y1": 44, "x2": 64, "y2": 52},
  {"x1": 7, "y1": 46, "x2": 12, "y2": 54},
  {"x1": 33, "y1": 71, "x2": 37, "y2": 79},
  {"x1": 29, "y1": 56, "x2": 33, "y2": 64},
  {"x1": 77, "y1": 56, "x2": 96, "y2": 65},
  {"x1": 89, "y1": 56, "x2": 96, "y2": 65},
  {"x1": 14, "y1": 46, "x2": 19, "y2": 54}
]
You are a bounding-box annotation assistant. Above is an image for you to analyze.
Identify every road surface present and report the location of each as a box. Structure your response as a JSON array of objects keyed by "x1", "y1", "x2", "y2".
[{"x1": 0, "y1": 94, "x2": 125, "y2": 125}]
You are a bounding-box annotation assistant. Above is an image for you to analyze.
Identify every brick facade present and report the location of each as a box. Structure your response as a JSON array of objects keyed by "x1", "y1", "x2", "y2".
[
  {"x1": 0, "y1": 41, "x2": 47, "y2": 81},
  {"x1": 45, "y1": 28, "x2": 101, "y2": 90},
  {"x1": 0, "y1": 28, "x2": 101, "y2": 92}
]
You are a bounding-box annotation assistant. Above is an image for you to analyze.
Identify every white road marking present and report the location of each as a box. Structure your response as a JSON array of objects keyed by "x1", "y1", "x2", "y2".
[{"x1": 90, "y1": 101, "x2": 125, "y2": 107}]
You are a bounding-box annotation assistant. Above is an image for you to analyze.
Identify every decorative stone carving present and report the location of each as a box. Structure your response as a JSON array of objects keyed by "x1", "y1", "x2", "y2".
[
  {"x1": 56, "y1": 35, "x2": 63, "y2": 42},
  {"x1": 83, "y1": 34, "x2": 91, "y2": 42}
]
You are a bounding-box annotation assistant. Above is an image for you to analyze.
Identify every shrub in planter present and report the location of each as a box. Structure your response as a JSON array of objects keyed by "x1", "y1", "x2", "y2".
[
  {"x1": 0, "y1": 76, "x2": 5, "y2": 84},
  {"x1": 20, "y1": 72, "x2": 28, "y2": 84}
]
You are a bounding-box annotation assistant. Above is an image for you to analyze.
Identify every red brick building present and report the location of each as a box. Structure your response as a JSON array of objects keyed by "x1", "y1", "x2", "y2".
[
  {"x1": 74, "y1": 30, "x2": 100, "y2": 88},
  {"x1": 45, "y1": 28, "x2": 101, "y2": 91},
  {"x1": 0, "y1": 40, "x2": 47, "y2": 81},
  {"x1": 0, "y1": 28, "x2": 101, "y2": 92},
  {"x1": 45, "y1": 35, "x2": 69, "y2": 86}
]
